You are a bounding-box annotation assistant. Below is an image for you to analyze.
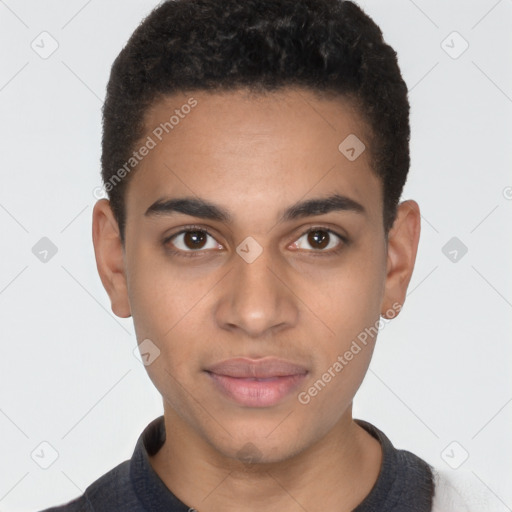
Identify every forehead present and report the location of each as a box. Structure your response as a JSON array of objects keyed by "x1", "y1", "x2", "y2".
[{"x1": 125, "y1": 88, "x2": 382, "y2": 225}]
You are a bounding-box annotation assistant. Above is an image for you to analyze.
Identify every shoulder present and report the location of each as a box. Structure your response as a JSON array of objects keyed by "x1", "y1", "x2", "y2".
[
  {"x1": 37, "y1": 460, "x2": 138, "y2": 512},
  {"x1": 353, "y1": 419, "x2": 434, "y2": 511}
]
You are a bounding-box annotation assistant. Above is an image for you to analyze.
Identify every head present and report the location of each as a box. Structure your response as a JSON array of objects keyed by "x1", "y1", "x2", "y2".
[{"x1": 93, "y1": 0, "x2": 420, "y2": 465}]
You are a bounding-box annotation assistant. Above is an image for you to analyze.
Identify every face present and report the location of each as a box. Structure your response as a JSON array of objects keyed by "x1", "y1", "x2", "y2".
[{"x1": 93, "y1": 87, "x2": 419, "y2": 465}]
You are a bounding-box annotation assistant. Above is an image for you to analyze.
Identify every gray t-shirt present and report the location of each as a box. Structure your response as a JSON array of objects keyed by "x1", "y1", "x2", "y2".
[{"x1": 39, "y1": 416, "x2": 434, "y2": 511}]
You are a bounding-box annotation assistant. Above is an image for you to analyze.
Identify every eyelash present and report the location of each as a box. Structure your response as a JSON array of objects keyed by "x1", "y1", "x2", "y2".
[{"x1": 163, "y1": 224, "x2": 349, "y2": 259}]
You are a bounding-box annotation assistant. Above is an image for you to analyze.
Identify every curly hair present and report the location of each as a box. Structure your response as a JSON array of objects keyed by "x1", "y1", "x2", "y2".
[{"x1": 101, "y1": 0, "x2": 410, "y2": 243}]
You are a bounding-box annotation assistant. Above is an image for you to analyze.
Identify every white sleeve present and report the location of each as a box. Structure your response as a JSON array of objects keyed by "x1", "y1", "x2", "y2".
[{"x1": 431, "y1": 468, "x2": 499, "y2": 512}]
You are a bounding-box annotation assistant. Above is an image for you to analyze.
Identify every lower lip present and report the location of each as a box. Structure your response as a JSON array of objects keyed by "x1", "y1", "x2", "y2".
[{"x1": 206, "y1": 372, "x2": 307, "y2": 407}]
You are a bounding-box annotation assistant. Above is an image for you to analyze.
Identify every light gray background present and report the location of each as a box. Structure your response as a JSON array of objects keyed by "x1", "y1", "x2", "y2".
[{"x1": 0, "y1": 0, "x2": 511, "y2": 510}]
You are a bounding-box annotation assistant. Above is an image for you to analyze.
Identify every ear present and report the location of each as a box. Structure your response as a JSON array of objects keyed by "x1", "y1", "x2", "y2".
[
  {"x1": 380, "y1": 200, "x2": 421, "y2": 318},
  {"x1": 92, "y1": 199, "x2": 132, "y2": 318}
]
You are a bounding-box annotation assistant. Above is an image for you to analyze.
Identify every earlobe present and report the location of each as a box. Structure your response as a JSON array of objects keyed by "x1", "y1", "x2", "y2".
[
  {"x1": 380, "y1": 200, "x2": 421, "y2": 318},
  {"x1": 92, "y1": 199, "x2": 132, "y2": 318}
]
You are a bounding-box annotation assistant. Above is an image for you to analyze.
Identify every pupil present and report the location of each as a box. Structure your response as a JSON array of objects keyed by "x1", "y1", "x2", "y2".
[
  {"x1": 308, "y1": 230, "x2": 329, "y2": 249},
  {"x1": 185, "y1": 231, "x2": 206, "y2": 249}
]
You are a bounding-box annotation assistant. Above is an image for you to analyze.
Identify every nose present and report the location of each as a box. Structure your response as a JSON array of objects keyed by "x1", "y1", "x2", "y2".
[{"x1": 214, "y1": 243, "x2": 299, "y2": 338}]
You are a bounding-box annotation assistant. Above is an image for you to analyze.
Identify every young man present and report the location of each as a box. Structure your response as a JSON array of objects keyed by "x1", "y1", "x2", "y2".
[{"x1": 41, "y1": 0, "x2": 464, "y2": 510}]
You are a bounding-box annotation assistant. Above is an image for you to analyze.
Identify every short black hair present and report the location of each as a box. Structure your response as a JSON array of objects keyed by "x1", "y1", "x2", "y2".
[{"x1": 101, "y1": 0, "x2": 410, "y2": 244}]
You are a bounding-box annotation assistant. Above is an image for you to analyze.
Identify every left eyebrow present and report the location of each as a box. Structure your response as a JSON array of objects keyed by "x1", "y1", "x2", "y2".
[
  {"x1": 279, "y1": 193, "x2": 365, "y2": 222},
  {"x1": 144, "y1": 193, "x2": 366, "y2": 223}
]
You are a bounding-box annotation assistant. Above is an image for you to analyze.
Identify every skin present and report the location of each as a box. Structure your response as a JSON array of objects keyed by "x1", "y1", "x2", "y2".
[{"x1": 92, "y1": 87, "x2": 421, "y2": 512}]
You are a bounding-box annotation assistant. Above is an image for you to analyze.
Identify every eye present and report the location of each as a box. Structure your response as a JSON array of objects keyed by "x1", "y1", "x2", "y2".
[
  {"x1": 291, "y1": 227, "x2": 347, "y2": 254},
  {"x1": 163, "y1": 225, "x2": 347, "y2": 259},
  {"x1": 164, "y1": 226, "x2": 222, "y2": 257}
]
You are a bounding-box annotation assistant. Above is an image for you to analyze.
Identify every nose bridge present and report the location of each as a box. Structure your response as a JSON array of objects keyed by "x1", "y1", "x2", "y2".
[
  {"x1": 215, "y1": 241, "x2": 298, "y2": 336},
  {"x1": 237, "y1": 243, "x2": 278, "y2": 297}
]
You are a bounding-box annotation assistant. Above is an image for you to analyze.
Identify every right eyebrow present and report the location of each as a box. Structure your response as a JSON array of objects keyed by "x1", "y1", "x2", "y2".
[{"x1": 145, "y1": 197, "x2": 232, "y2": 222}]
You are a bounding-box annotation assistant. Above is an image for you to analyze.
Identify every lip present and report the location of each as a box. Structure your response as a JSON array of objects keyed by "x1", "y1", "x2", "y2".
[
  {"x1": 206, "y1": 357, "x2": 308, "y2": 378},
  {"x1": 205, "y1": 357, "x2": 308, "y2": 407}
]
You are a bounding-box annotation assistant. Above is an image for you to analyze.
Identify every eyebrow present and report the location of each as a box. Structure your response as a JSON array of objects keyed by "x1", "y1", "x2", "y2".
[{"x1": 144, "y1": 193, "x2": 365, "y2": 224}]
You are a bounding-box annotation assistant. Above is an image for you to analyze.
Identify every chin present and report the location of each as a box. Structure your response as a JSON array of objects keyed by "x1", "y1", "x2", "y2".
[{"x1": 212, "y1": 430, "x2": 307, "y2": 467}]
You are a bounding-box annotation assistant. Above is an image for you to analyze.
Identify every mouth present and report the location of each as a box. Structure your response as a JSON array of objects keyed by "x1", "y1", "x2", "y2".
[{"x1": 204, "y1": 357, "x2": 308, "y2": 407}]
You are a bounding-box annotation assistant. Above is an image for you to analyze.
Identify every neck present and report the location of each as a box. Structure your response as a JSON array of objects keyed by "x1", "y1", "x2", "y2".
[{"x1": 149, "y1": 404, "x2": 382, "y2": 512}]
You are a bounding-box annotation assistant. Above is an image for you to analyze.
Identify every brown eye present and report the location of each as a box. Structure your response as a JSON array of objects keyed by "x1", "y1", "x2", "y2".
[
  {"x1": 307, "y1": 229, "x2": 330, "y2": 250},
  {"x1": 165, "y1": 228, "x2": 222, "y2": 256},
  {"x1": 182, "y1": 230, "x2": 208, "y2": 250},
  {"x1": 293, "y1": 227, "x2": 346, "y2": 254}
]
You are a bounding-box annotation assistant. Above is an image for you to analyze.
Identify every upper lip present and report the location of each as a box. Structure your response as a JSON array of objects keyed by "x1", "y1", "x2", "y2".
[{"x1": 205, "y1": 357, "x2": 308, "y2": 378}]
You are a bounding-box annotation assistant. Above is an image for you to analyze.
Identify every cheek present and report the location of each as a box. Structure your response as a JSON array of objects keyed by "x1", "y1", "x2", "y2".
[
  {"x1": 315, "y1": 253, "x2": 385, "y2": 340},
  {"x1": 130, "y1": 282, "x2": 206, "y2": 371},
  {"x1": 127, "y1": 252, "x2": 214, "y2": 374},
  {"x1": 296, "y1": 343, "x2": 374, "y2": 433},
  {"x1": 126, "y1": 244, "x2": 206, "y2": 340},
  {"x1": 130, "y1": 293, "x2": 210, "y2": 418},
  {"x1": 298, "y1": 286, "x2": 381, "y2": 418},
  {"x1": 300, "y1": 246, "x2": 384, "y2": 400}
]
